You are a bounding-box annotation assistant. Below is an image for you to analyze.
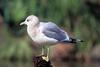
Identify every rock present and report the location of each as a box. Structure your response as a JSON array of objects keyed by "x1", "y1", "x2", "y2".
[{"x1": 33, "y1": 56, "x2": 52, "y2": 67}]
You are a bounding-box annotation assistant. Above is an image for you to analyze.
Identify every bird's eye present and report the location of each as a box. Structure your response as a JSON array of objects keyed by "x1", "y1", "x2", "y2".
[{"x1": 27, "y1": 19, "x2": 30, "y2": 22}]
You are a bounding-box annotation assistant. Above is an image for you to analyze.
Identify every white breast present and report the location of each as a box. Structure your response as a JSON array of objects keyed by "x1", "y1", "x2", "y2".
[{"x1": 27, "y1": 26, "x2": 58, "y2": 45}]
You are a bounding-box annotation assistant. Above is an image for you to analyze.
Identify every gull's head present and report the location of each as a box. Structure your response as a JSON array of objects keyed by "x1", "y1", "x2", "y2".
[{"x1": 20, "y1": 15, "x2": 39, "y2": 26}]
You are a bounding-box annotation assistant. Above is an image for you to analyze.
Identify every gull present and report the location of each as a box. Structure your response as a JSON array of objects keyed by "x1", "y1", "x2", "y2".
[{"x1": 20, "y1": 15, "x2": 83, "y2": 61}]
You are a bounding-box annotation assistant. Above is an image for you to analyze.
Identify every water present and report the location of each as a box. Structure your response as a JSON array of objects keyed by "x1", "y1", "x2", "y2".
[{"x1": 0, "y1": 61, "x2": 100, "y2": 67}]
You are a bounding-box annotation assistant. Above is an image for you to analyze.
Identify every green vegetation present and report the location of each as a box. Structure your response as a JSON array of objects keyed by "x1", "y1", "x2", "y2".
[{"x1": 0, "y1": 0, "x2": 100, "y2": 60}]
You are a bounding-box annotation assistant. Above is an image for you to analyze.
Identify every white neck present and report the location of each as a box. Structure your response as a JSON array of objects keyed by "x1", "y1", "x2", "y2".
[{"x1": 27, "y1": 23, "x2": 40, "y2": 40}]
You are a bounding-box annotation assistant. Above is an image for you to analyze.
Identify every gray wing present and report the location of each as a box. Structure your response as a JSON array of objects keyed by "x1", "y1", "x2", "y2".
[{"x1": 40, "y1": 22, "x2": 70, "y2": 41}]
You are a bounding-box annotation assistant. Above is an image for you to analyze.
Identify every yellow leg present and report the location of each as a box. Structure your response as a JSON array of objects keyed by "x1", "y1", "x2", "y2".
[
  {"x1": 42, "y1": 47, "x2": 50, "y2": 62},
  {"x1": 41, "y1": 46, "x2": 44, "y2": 56}
]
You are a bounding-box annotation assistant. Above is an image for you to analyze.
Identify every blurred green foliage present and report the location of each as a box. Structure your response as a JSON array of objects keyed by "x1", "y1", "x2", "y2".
[
  {"x1": 0, "y1": 28, "x2": 33, "y2": 61},
  {"x1": 10, "y1": 0, "x2": 27, "y2": 22},
  {"x1": 0, "y1": 0, "x2": 100, "y2": 60}
]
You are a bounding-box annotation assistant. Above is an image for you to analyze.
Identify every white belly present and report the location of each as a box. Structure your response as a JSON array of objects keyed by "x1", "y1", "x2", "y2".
[
  {"x1": 27, "y1": 26, "x2": 58, "y2": 45},
  {"x1": 27, "y1": 30, "x2": 57, "y2": 45},
  {"x1": 32, "y1": 33, "x2": 58, "y2": 45}
]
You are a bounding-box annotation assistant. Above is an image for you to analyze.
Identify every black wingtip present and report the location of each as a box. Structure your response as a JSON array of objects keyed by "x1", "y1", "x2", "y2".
[
  {"x1": 70, "y1": 38, "x2": 84, "y2": 43},
  {"x1": 60, "y1": 38, "x2": 84, "y2": 44}
]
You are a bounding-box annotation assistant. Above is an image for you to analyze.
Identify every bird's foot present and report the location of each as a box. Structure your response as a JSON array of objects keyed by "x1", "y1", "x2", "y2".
[{"x1": 42, "y1": 55, "x2": 49, "y2": 62}]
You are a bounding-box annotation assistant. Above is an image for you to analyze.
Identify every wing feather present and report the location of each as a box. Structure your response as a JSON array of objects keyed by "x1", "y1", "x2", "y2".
[{"x1": 40, "y1": 22, "x2": 70, "y2": 41}]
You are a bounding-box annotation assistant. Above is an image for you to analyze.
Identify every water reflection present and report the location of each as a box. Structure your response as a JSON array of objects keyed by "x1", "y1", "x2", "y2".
[{"x1": 0, "y1": 61, "x2": 100, "y2": 67}]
